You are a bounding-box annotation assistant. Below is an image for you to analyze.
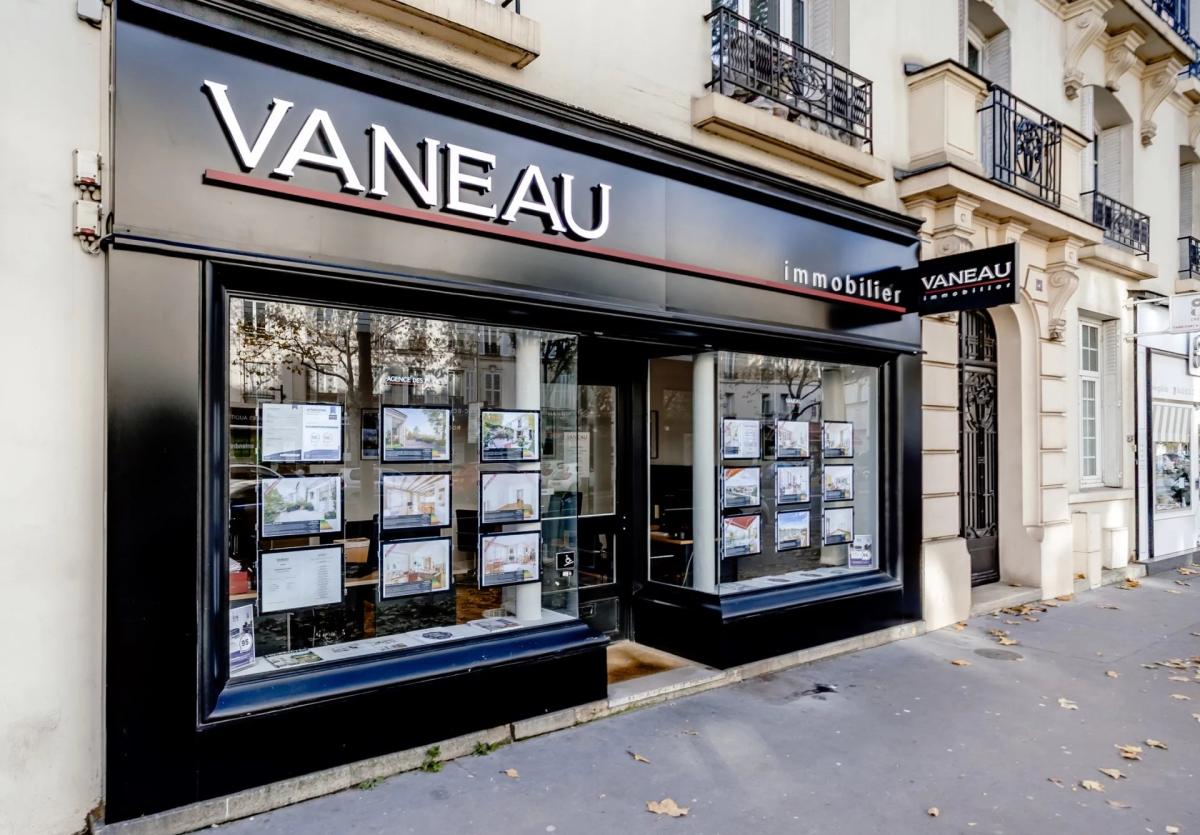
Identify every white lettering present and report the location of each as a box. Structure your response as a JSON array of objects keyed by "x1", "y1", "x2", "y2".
[
  {"x1": 500, "y1": 165, "x2": 566, "y2": 232},
  {"x1": 558, "y1": 174, "x2": 611, "y2": 240},
  {"x1": 368, "y1": 126, "x2": 439, "y2": 207},
  {"x1": 203, "y1": 80, "x2": 293, "y2": 171},
  {"x1": 273, "y1": 108, "x2": 365, "y2": 193},
  {"x1": 444, "y1": 143, "x2": 497, "y2": 220}
]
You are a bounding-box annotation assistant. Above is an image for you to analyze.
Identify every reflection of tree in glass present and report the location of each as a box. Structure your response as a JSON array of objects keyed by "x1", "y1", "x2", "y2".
[{"x1": 726, "y1": 354, "x2": 822, "y2": 419}]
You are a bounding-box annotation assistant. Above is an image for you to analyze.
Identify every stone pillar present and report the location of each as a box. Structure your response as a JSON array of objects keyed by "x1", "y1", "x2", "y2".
[
  {"x1": 507, "y1": 333, "x2": 543, "y2": 620},
  {"x1": 691, "y1": 352, "x2": 717, "y2": 592}
]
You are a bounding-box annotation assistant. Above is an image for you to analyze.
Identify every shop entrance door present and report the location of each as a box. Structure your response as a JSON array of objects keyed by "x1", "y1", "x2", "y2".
[
  {"x1": 575, "y1": 338, "x2": 646, "y2": 640},
  {"x1": 959, "y1": 309, "x2": 1001, "y2": 586}
]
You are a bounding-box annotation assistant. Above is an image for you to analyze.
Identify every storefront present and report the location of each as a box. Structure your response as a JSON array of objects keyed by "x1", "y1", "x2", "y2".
[
  {"x1": 106, "y1": 0, "x2": 923, "y2": 822},
  {"x1": 1136, "y1": 300, "x2": 1200, "y2": 562}
]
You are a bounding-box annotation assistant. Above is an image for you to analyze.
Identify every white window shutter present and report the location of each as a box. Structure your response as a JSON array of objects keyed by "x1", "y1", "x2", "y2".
[
  {"x1": 1180, "y1": 163, "x2": 1190, "y2": 236},
  {"x1": 1098, "y1": 127, "x2": 1122, "y2": 198},
  {"x1": 808, "y1": 0, "x2": 833, "y2": 56},
  {"x1": 1100, "y1": 318, "x2": 1123, "y2": 487},
  {"x1": 1080, "y1": 87, "x2": 1095, "y2": 193},
  {"x1": 984, "y1": 29, "x2": 1011, "y2": 89}
]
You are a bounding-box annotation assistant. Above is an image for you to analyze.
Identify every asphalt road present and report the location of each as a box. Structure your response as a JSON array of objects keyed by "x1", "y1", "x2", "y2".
[{"x1": 209, "y1": 571, "x2": 1200, "y2": 835}]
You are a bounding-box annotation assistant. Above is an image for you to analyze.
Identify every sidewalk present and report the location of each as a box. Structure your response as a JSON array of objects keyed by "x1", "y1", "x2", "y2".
[{"x1": 207, "y1": 572, "x2": 1200, "y2": 835}]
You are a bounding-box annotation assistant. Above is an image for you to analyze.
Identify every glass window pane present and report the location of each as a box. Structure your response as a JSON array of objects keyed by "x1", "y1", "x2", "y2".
[
  {"x1": 578, "y1": 385, "x2": 616, "y2": 516},
  {"x1": 226, "y1": 298, "x2": 579, "y2": 678}
]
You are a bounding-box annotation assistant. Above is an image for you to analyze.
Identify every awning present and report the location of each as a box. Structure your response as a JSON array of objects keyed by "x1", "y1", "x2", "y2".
[{"x1": 1152, "y1": 403, "x2": 1193, "y2": 443}]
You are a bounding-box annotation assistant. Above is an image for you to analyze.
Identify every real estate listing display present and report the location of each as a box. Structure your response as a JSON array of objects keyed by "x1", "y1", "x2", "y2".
[
  {"x1": 382, "y1": 406, "x2": 452, "y2": 462},
  {"x1": 722, "y1": 514, "x2": 762, "y2": 558},
  {"x1": 228, "y1": 602, "x2": 256, "y2": 672},
  {"x1": 360, "y1": 409, "x2": 379, "y2": 459},
  {"x1": 721, "y1": 466, "x2": 761, "y2": 509},
  {"x1": 775, "y1": 510, "x2": 811, "y2": 551},
  {"x1": 260, "y1": 403, "x2": 344, "y2": 463},
  {"x1": 258, "y1": 544, "x2": 345, "y2": 614},
  {"x1": 480, "y1": 409, "x2": 541, "y2": 462},
  {"x1": 822, "y1": 464, "x2": 855, "y2": 502},
  {"x1": 480, "y1": 471, "x2": 541, "y2": 523},
  {"x1": 822, "y1": 507, "x2": 854, "y2": 546},
  {"x1": 775, "y1": 463, "x2": 810, "y2": 504},
  {"x1": 380, "y1": 472, "x2": 451, "y2": 531},
  {"x1": 259, "y1": 474, "x2": 343, "y2": 539},
  {"x1": 479, "y1": 530, "x2": 542, "y2": 587},
  {"x1": 380, "y1": 536, "x2": 452, "y2": 599},
  {"x1": 822, "y1": 421, "x2": 854, "y2": 458},
  {"x1": 774, "y1": 420, "x2": 810, "y2": 459},
  {"x1": 721, "y1": 418, "x2": 761, "y2": 459},
  {"x1": 848, "y1": 534, "x2": 873, "y2": 567}
]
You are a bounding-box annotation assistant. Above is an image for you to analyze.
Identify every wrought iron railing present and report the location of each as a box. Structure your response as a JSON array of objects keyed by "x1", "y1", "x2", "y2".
[
  {"x1": 705, "y1": 5, "x2": 873, "y2": 150},
  {"x1": 1083, "y1": 191, "x2": 1151, "y2": 257},
  {"x1": 485, "y1": 0, "x2": 520, "y2": 13},
  {"x1": 1179, "y1": 236, "x2": 1200, "y2": 277},
  {"x1": 1144, "y1": 0, "x2": 1190, "y2": 40},
  {"x1": 978, "y1": 85, "x2": 1062, "y2": 207}
]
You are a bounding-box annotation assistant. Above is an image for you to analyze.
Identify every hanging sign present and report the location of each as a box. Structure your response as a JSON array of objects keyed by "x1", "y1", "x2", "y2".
[
  {"x1": 1169, "y1": 293, "x2": 1200, "y2": 333},
  {"x1": 902, "y1": 243, "x2": 1019, "y2": 316}
]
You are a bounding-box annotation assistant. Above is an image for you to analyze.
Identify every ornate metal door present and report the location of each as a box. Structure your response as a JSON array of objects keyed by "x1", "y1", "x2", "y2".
[{"x1": 959, "y1": 309, "x2": 1000, "y2": 586}]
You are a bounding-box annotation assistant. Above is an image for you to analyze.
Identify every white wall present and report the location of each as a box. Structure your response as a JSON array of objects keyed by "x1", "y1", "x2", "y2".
[{"x1": 0, "y1": 2, "x2": 106, "y2": 833}]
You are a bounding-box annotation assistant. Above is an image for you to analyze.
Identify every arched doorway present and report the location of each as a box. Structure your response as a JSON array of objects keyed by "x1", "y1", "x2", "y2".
[{"x1": 959, "y1": 309, "x2": 1000, "y2": 586}]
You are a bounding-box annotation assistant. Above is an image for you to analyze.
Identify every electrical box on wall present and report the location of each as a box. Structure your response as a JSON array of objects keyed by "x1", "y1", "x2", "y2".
[
  {"x1": 74, "y1": 149, "x2": 100, "y2": 189},
  {"x1": 74, "y1": 200, "x2": 101, "y2": 239}
]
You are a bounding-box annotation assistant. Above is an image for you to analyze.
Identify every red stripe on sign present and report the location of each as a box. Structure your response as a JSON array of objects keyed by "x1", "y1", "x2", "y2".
[{"x1": 202, "y1": 169, "x2": 908, "y2": 314}]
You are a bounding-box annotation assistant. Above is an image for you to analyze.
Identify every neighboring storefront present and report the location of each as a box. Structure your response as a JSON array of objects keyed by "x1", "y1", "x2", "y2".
[
  {"x1": 106, "y1": 0, "x2": 926, "y2": 821},
  {"x1": 1136, "y1": 300, "x2": 1200, "y2": 562}
]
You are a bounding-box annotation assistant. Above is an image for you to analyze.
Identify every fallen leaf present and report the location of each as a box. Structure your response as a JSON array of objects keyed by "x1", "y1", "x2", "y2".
[
  {"x1": 1097, "y1": 768, "x2": 1125, "y2": 781},
  {"x1": 1047, "y1": 777, "x2": 1065, "y2": 788},
  {"x1": 1171, "y1": 694, "x2": 1192, "y2": 700},
  {"x1": 1143, "y1": 664, "x2": 1159, "y2": 669},
  {"x1": 952, "y1": 621, "x2": 967, "y2": 631},
  {"x1": 627, "y1": 751, "x2": 651, "y2": 764},
  {"x1": 1166, "y1": 827, "x2": 1180, "y2": 834},
  {"x1": 1119, "y1": 578, "x2": 1141, "y2": 590},
  {"x1": 1024, "y1": 616, "x2": 1040, "y2": 622},
  {"x1": 950, "y1": 659, "x2": 971, "y2": 667},
  {"x1": 927, "y1": 807, "x2": 939, "y2": 817},
  {"x1": 1056, "y1": 594, "x2": 1074, "y2": 602},
  {"x1": 997, "y1": 637, "x2": 1019, "y2": 646},
  {"x1": 1116, "y1": 744, "x2": 1143, "y2": 760},
  {"x1": 1074, "y1": 573, "x2": 1086, "y2": 580},
  {"x1": 1042, "y1": 600, "x2": 1060, "y2": 608},
  {"x1": 1169, "y1": 675, "x2": 1191, "y2": 682},
  {"x1": 1179, "y1": 566, "x2": 1199, "y2": 575},
  {"x1": 681, "y1": 729, "x2": 699, "y2": 736},
  {"x1": 1079, "y1": 779, "x2": 1105, "y2": 792},
  {"x1": 1192, "y1": 713, "x2": 1200, "y2": 722},
  {"x1": 647, "y1": 798, "x2": 688, "y2": 817},
  {"x1": 1190, "y1": 632, "x2": 1200, "y2": 637},
  {"x1": 1166, "y1": 589, "x2": 1183, "y2": 595},
  {"x1": 503, "y1": 768, "x2": 519, "y2": 779},
  {"x1": 1058, "y1": 698, "x2": 1079, "y2": 710},
  {"x1": 988, "y1": 628, "x2": 1009, "y2": 638},
  {"x1": 1003, "y1": 620, "x2": 1021, "y2": 625},
  {"x1": 1106, "y1": 671, "x2": 1119, "y2": 678},
  {"x1": 1105, "y1": 800, "x2": 1132, "y2": 810},
  {"x1": 1099, "y1": 604, "x2": 1121, "y2": 610},
  {"x1": 1175, "y1": 580, "x2": 1191, "y2": 586},
  {"x1": 1146, "y1": 739, "x2": 1168, "y2": 750}
]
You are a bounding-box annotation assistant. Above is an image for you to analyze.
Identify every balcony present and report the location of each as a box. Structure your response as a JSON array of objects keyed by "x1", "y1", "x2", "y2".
[
  {"x1": 1083, "y1": 191, "x2": 1151, "y2": 257},
  {"x1": 705, "y1": 6, "x2": 872, "y2": 151},
  {"x1": 1143, "y1": 0, "x2": 1190, "y2": 41},
  {"x1": 1179, "y1": 236, "x2": 1200, "y2": 277},
  {"x1": 978, "y1": 85, "x2": 1063, "y2": 208}
]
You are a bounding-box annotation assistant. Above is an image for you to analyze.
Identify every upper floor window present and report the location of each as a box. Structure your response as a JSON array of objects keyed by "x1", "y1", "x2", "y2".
[
  {"x1": 1079, "y1": 321, "x2": 1101, "y2": 485},
  {"x1": 715, "y1": 0, "x2": 809, "y2": 49}
]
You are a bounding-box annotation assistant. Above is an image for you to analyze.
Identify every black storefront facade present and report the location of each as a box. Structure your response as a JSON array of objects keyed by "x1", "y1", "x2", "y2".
[{"x1": 106, "y1": 0, "x2": 924, "y2": 822}]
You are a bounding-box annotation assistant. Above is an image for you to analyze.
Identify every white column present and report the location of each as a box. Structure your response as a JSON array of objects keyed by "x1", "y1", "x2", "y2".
[
  {"x1": 508, "y1": 333, "x2": 543, "y2": 620},
  {"x1": 691, "y1": 352, "x2": 717, "y2": 592}
]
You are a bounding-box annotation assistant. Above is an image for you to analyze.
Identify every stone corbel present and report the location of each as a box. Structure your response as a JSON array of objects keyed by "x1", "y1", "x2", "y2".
[
  {"x1": 930, "y1": 195, "x2": 980, "y2": 257},
  {"x1": 1046, "y1": 238, "x2": 1083, "y2": 341},
  {"x1": 1104, "y1": 29, "x2": 1145, "y2": 91},
  {"x1": 1062, "y1": 0, "x2": 1113, "y2": 100},
  {"x1": 1141, "y1": 57, "x2": 1186, "y2": 146}
]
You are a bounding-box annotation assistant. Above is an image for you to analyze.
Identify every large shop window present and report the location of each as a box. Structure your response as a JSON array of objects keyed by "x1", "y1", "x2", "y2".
[
  {"x1": 225, "y1": 298, "x2": 579, "y2": 677},
  {"x1": 649, "y1": 350, "x2": 879, "y2": 594},
  {"x1": 1152, "y1": 403, "x2": 1192, "y2": 515}
]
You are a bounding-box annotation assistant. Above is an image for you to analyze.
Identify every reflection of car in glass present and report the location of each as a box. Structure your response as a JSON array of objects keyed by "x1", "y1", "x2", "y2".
[{"x1": 229, "y1": 465, "x2": 283, "y2": 571}]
